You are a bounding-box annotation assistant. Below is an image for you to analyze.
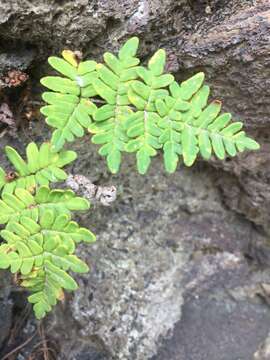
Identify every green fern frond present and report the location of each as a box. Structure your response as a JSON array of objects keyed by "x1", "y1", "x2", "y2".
[
  {"x1": 156, "y1": 74, "x2": 205, "y2": 172},
  {"x1": 41, "y1": 54, "x2": 98, "y2": 152},
  {"x1": 40, "y1": 38, "x2": 260, "y2": 174},
  {"x1": 0, "y1": 208, "x2": 95, "y2": 318},
  {"x1": 0, "y1": 185, "x2": 89, "y2": 225},
  {"x1": 168, "y1": 76, "x2": 259, "y2": 166},
  {"x1": 124, "y1": 49, "x2": 174, "y2": 174},
  {"x1": 89, "y1": 37, "x2": 140, "y2": 173},
  {"x1": 0, "y1": 142, "x2": 76, "y2": 193}
]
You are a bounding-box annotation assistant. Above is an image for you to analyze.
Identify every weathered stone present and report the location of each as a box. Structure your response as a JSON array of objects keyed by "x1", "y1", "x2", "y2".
[
  {"x1": 153, "y1": 254, "x2": 270, "y2": 360},
  {"x1": 0, "y1": 0, "x2": 270, "y2": 359},
  {"x1": 44, "y1": 138, "x2": 267, "y2": 360},
  {"x1": 254, "y1": 332, "x2": 270, "y2": 360},
  {"x1": 0, "y1": 272, "x2": 13, "y2": 350}
]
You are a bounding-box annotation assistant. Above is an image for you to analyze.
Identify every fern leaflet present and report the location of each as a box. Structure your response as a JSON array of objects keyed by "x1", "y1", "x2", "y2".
[
  {"x1": 0, "y1": 142, "x2": 76, "y2": 193},
  {"x1": 0, "y1": 185, "x2": 90, "y2": 224},
  {"x1": 124, "y1": 49, "x2": 174, "y2": 174},
  {"x1": 41, "y1": 52, "x2": 98, "y2": 152},
  {"x1": 89, "y1": 37, "x2": 140, "y2": 173}
]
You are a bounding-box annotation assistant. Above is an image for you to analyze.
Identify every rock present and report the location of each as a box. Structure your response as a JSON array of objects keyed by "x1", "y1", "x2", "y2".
[
  {"x1": 254, "y1": 332, "x2": 270, "y2": 360},
  {"x1": 0, "y1": 272, "x2": 13, "y2": 350},
  {"x1": 153, "y1": 254, "x2": 270, "y2": 360},
  {"x1": 0, "y1": 0, "x2": 141, "y2": 52},
  {"x1": 0, "y1": 0, "x2": 270, "y2": 359},
  {"x1": 43, "y1": 139, "x2": 267, "y2": 360},
  {"x1": 75, "y1": 347, "x2": 109, "y2": 360}
]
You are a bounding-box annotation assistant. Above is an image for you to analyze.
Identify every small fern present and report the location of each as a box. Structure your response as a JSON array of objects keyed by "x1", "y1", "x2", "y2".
[
  {"x1": 41, "y1": 37, "x2": 259, "y2": 174},
  {"x1": 0, "y1": 140, "x2": 94, "y2": 319},
  {"x1": 0, "y1": 37, "x2": 260, "y2": 320}
]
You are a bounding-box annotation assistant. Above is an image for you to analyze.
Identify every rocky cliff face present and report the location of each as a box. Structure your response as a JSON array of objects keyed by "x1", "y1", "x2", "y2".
[{"x1": 0, "y1": 1, "x2": 270, "y2": 359}]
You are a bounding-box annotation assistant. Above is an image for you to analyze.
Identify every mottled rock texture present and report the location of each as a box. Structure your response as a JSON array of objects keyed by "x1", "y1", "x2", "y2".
[
  {"x1": 0, "y1": 0, "x2": 270, "y2": 359},
  {"x1": 0, "y1": 273, "x2": 12, "y2": 352}
]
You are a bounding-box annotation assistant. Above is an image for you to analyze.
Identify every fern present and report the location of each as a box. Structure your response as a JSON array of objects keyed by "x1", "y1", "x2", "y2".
[
  {"x1": 41, "y1": 37, "x2": 259, "y2": 174},
  {"x1": 155, "y1": 75, "x2": 203, "y2": 172},
  {"x1": 0, "y1": 36, "x2": 260, "y2": 320},
  {"x1": 0, "y1": 208, "x2": 95, "y2": 318},
  {"x1": 0, "y1": 142, "x2": 76, "y2": 193}
]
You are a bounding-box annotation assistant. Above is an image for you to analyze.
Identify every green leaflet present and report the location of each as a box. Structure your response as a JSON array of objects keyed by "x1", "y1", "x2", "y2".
[
  {"x1": 154, "y1": 73, "x2": 259, "y2": 168},
  {"x1": 0, "y1": 208, "x2": 95, "y2": 319},
  {"x1": 41, "y1": 51, "x2": 98, "y2": 152},
  {"x1": 89, "y1": 37, "x2": 140, "y2": 173},
  {"x1": 0, "y1": 186, "x2": 90, "y2": 225},
  {"x1": 156, "y1": 81, "x2": 192, "y2": 172},
  {"x1": 126, "y1": 49, "x2": 174, "y2": 174},
  {"x1": 179, "y1": 97, "x2": 260, "y2": 165},
  {"x1": 0, "y1": 142, "x2": 76, "y2": 193}
]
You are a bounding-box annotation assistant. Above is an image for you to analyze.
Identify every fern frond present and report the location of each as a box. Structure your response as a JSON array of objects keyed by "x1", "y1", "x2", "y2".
[
  {"x1": 39, "y1": 39, "x2": 259, "y2": 174},
  {"x1": 154, "y1": 74, "x2": 204, "y2": 172},
  {"x1": 89, "y1": 37, "x2": 140, "y2": 173},
  {"x1": 168, "y1": 75, "x2": 259, "y2": 166},
  {"x1": 0, "y1": 209, "x2": 95, "y2": 318},
  {"x1": 0, "y1": 185, "x2": 89, "y2": 225},
  {"x1": 0, "y1": 142, "x2": 76, "y2": 193},
  {"x1": 125, "y1": 49, "x2": 174, "y2": 174},
  {"x1": 41, "y1": 54, "x2": 98, "y2": 152}
]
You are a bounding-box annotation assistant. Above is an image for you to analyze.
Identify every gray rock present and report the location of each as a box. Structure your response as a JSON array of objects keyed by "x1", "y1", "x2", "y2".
[
  {"x1": 44, "y1": 139, "x2": 268, "y2": 360},
  {"x1": 254, "y1": 332, "x2": 270, "y2": 360},
  {"x1": 0, "y1": 0, "x2": 270, "y2": 359},
  {"x1": 153, "y1": 254, "x2": 270, "y2": 360},
  {"x1": 0, "y1": 272, "x2": 12, "y2": 350}
]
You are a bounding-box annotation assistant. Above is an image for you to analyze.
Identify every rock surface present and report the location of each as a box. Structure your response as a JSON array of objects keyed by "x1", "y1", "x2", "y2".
[
  {"x1": 0, "y1": 273, "x2": 12, "y2": 350},
  {"x1": 0, "y1": 0, "x2": 270, "y2": 359}
]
